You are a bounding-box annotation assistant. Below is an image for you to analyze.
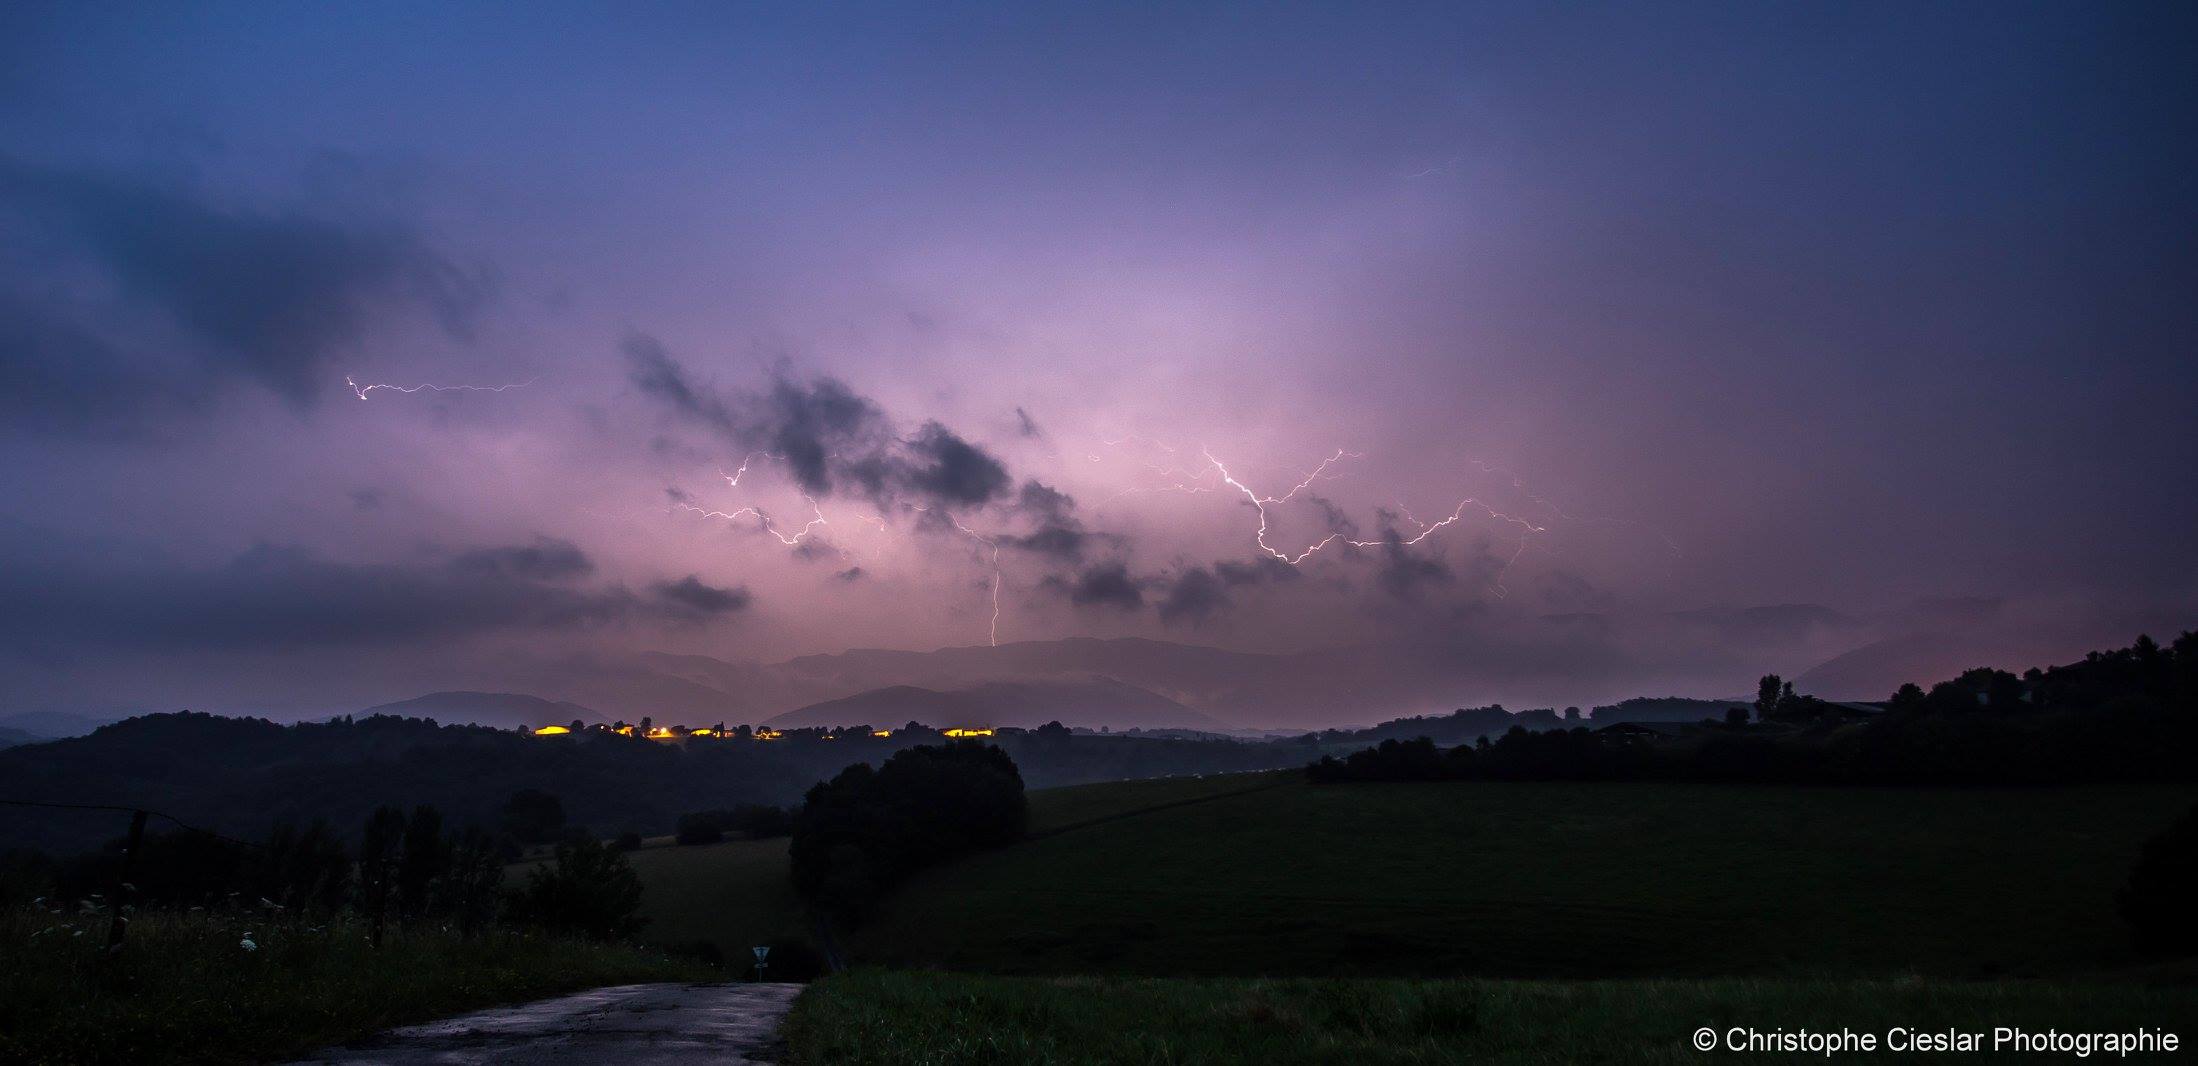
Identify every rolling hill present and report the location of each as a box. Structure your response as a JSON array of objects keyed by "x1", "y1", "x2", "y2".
[{"x1": 844, "y1": 775, "x2": 2196, "y2": 978}]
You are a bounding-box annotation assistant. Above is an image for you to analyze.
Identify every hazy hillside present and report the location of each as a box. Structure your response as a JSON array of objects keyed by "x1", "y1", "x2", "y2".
[
  {"x1": 0, "y1": 725, "x2": 46, "y2": 749},
  {"x1": 1586, "y1": 697, "x2": 1746, "y2": 724},
  {"x1": 332, "y1": 611, "x2": 1936, "y2": 730},
  {"x1": 354, "y1": 691, "x2": 609, "y2": 731},
  {"x1": 0, "y1": 711, "x2": 122, "y2": 739},
  {"x1": 767, "y1": 677, "x2": 1229, "y2": 731},
  {"x1": 0, "y1": 711, "x2": 1313, "y2": 856},
  {"x1": 766, "y1": 686, "x2": 973, "y2": 729}
]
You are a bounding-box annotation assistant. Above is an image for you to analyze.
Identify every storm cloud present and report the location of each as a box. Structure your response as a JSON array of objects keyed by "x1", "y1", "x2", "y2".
[
  {"x1": 1055, "y1": 561, "x2": 1146, "y2": 611},
  {"x1": 627, "y1": 335, "x2": 1033, "y2": 518},
  {"x1": 0, "y1": 158, "x2": 486, "y2": 413},
  {"x1": 0, "y1": 541, "x2": 738, "y2": 651}
]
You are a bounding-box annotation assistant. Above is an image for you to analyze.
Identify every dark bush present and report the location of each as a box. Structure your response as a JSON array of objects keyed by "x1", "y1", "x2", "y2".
[
  {"x1": 500, "y1": 788, "x2": 567, "y2": 845},
  {"x1": 674, "y1": 812, "x2": 726, "y2": 846},
  {"x1": 506, "y1": 835, "x2": 646, "y2": 940},
  {"x1": 678, "y1": 804, "x2": 797, "y2": 845},
  {"x1": 791, "y1": 742, "x2": 1025, "y2": 921},
  {"x1": 2119, "y1": 803, "x2": 2198, "y2": 956}
]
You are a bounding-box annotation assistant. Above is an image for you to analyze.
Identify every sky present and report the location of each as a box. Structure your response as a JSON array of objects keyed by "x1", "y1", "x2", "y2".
[{"x1": 2, "y1": 3, "x2": 2193, "y2": 718}]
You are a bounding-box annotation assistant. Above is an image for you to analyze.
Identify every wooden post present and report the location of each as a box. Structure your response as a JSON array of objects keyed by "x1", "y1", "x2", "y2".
[{"x1": 106, "y1": 809, "x2": 147, "y2": 954}]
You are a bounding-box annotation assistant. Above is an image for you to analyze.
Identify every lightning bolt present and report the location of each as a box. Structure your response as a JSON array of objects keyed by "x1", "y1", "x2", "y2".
[
  {"x1": 676, "y1": 496, "x2": 830, "y2": 547},
  {"x1": 675, "y1": 451, "x2": 1004, "y2": 645},
  {"x1": 910, "y1": 506, "x2": 1003, "y2": 647},
  {"x1": 345, "y1": 375, "x2": 537, "y2": 400},
  {"x1": 721, "y1": 452, "x2": 783, "y2": 488},
  {"x1": 1147, "y1": 444, "x2": 1560, "y2": 596}
]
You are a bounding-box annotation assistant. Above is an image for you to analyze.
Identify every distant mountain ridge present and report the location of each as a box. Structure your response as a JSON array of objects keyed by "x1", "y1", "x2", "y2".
[
  {"x1": 354, "y1": 691, "x2": 608, "y2": 731},
  {"x1": 347, "y1": 605, "x2": 1944, "y2": 730},
  {"x1": 0, "y1": 725, "x2": 47, "y2": 749},
  {"x1": 766, "y1": 677, "x2": 1229, "y2": 732},
  {"x1": 0, "y1": 711, "x2": 124, "y2": 739}
]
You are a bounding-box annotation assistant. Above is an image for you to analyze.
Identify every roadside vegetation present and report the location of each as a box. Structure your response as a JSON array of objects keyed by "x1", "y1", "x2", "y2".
[
  {"x1": 0, "y1": 796, "x2": 690, "y2": 1064},
  {"x1": 0, "y1": 906, "x2": 708, "y2": 1065},
  {"x1": 784, "y1": 969, "x2": 2198, "y2": 1065}
]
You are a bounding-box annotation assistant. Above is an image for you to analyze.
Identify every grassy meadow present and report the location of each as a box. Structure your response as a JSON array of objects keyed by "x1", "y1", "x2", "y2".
[
  {"x1": 601, "y1": 835, "x2": 808, "y2": 962},
  {"x1": 846, "y1": 777, "x2": 2198, "y2": 978},
  {"x1": 575, "y1": 771, "x2": 1292, "y2": 962},
  {"x1": 784, "y1": 969, "x2": 2197, "y2": 1065},
  {"x1": 0, "y1": 906, "x2": 712, "y2": 1066}
]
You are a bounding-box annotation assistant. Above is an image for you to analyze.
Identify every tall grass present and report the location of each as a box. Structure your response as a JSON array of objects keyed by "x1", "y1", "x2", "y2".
[{"x1": 0, "y1": 903, "x2": 713, "y2": 1065}]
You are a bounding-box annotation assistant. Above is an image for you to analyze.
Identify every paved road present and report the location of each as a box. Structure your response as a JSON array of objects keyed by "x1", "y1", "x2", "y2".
[{"x1": 289, "y1": 982, "x2": 804, "y2": 1065}]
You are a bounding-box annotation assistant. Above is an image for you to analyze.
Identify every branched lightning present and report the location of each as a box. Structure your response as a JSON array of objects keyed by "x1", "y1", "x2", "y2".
[
  {"x1": 674, "y1": 451, "x2": 1005, "y2": 645},
  {"x1": 675, "y1": 495, "x2": 830, "y2": 547},
  {"x1": 345, "y1": 375, "x2": 536, "y2": 401},
  {"x1": 1105, "y1": 441, "x2": 1568, "y2": 597},
  {"x1": 721, "y1": 452, "x2": 783, "y2": 488}
]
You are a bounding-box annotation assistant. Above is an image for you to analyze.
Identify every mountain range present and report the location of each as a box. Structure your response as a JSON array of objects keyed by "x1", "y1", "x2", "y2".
[{"x1": 765, "y1": 678, "x2": 1229, "y2": 731}]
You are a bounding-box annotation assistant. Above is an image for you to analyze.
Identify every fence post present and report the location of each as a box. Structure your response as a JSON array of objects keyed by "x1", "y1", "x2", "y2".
[{"x1": 106, "y1": 808, "x2": 147, "y2": 954}]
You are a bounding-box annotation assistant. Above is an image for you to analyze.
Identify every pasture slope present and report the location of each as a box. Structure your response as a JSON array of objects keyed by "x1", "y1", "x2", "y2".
[
  {"x1": 850, "y1": 775, "x2": 2197, "y2": 978},
  {"x1": 609, "y1": 771, "x2": 2198, "y2": 1063}
]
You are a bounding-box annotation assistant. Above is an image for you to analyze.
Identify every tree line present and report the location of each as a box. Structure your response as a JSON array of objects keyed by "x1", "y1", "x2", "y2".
[
  {"x1": 1, "y1": 794, "x2": 650, "y2": 946},
  {"x1": 1310, "y1": 632, "x2": 2198, "y2": 786}
]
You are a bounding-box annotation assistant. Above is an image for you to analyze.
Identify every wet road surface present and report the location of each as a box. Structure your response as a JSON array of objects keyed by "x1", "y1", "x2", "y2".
[{"x1": 288, "y1": 981, "x2": 803, "y2": 1065}]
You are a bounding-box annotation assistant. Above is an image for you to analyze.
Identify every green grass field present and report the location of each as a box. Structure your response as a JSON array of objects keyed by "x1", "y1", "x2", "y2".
[
  {"x1": 611, "y1": 836, "x2": 809, "y2": 961},
  {"x1": 0, "y1": 907, "x2": 711, "y2": 1065},
  {"x1": 847, "y1": 778, "x2": 2198, "y2": 979},
  {"x1": 784, "y1": 969, "x2": 2196, "y2": 1065},
  {"x1": 585, "y1": 771, "x2": 1292, "y2": 962}
]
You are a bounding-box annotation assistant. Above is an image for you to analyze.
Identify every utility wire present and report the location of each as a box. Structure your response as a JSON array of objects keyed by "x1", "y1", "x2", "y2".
[{"x1": 0, "y1": 797, "x2": 269, "y2": 851}]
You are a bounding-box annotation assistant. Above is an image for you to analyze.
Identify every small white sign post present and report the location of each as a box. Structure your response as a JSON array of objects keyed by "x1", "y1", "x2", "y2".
[{"x1": 751, "y1": 945, "x2": 771, "y2": 982}]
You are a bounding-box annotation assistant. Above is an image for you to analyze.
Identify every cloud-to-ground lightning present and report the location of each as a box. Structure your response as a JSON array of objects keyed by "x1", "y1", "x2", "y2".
[
  {"x1": 909, "y1": 505, "x2": 1004, "y2": 647},
  {"x1": 345, "y1": 374, "x2": 537, "y2": 401}
]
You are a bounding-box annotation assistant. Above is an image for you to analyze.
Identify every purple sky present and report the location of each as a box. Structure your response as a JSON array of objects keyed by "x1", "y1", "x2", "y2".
[{"x1": 2, "y1": 4, "x2": 2193, "y2": 719}]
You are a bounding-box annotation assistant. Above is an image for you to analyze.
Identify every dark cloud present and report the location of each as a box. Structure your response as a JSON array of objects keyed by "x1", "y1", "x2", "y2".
[
  {"x1": 834, "y1": 566, "x2": 866, "y2": 582},
  {"x1": 1003, "y1": 479, "x2": 1097, "y2": 561},
  {"x1": 1056, "y1": 561, "x2": 1145, "y2": 611},
  {"x1": 623, "y1": 332, "x2": 733, "y2": 433},
  {"x1": 1374, "y1": 536, "x2": 1452, "y2": 600},
  {"x1": 450, "y1": 536, "x2": 594, "y2": 581},
  {"x1": 0, "y1": 158, "x2": 486, "y2": 410},
  {"x1": 0, "y1": 542, "x2": 667, "y2": 651},
  {"x1": 346, "y1": 488, "x2": 385, "y2": 511},
  {"x1": 898, "y1": 421, "x2": 1010, "y2": 506},
  {"x1": 1215, "y1": 556, "x2": 1302, "y2": 587},
  {"x1": 0, "y1": 296, "x2": 201, "y2": 433},
  {"x1": 650, "y1": 575, "x2": 752, "y2": 616},
  {"x1": 766, "y1": 377, "x2": 884, "y2": 494},
  {"x1": 1158, "y1": 567, "x2": 1227, "y2": 627},
  {"x1": 1014, "y1": 406, "x2": 1042, "y2": 438},
  {"x1": 626, "y1": 335, "x2": 1017, "y2": 511}
]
